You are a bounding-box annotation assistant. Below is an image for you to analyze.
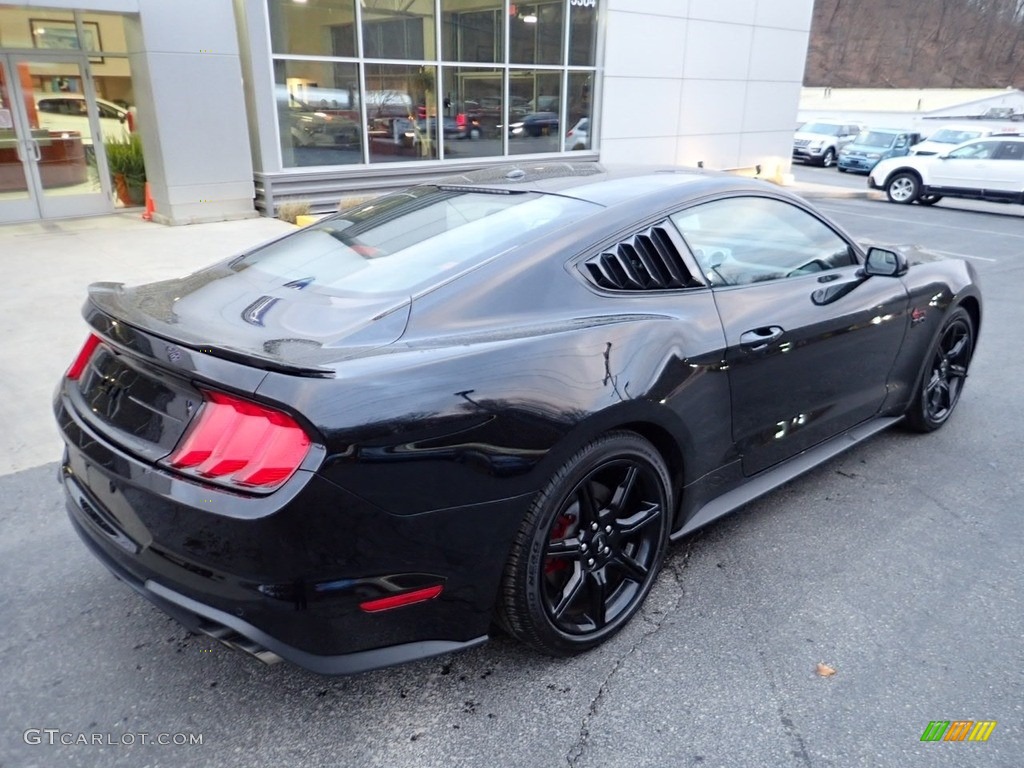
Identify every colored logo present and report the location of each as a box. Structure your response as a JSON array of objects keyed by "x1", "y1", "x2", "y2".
[{"x1": 920, "y1": 721, "x2": 996, "y2": 742}]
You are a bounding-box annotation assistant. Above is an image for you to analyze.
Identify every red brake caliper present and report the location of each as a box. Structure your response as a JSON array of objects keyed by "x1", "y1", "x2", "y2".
[{"x1": 545, "y1": 513, "x2": 577, "y2": 573}]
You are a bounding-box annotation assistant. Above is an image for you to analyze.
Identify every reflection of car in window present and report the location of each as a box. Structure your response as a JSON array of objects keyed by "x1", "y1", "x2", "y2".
[{"x1": 33, "y1": 93, "x2": 132, "y2": 145}]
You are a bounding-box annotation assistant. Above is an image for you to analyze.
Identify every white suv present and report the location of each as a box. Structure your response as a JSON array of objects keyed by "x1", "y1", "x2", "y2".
[
  {"x1": 868, "y1": 135, "x2": 1024, "y2": 206},
  {"x1": 792, "y1": 120, "x2": 863, "y2": 167},
  {"x1": 34, "y1": 93, "x2": 132, "y2": 145}
]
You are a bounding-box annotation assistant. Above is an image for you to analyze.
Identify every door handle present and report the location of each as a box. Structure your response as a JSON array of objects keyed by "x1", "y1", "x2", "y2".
[
  {"x1": 29, "y1": 139, "x2": 42, "y2": 162},
  {"x1": 739, "y1": 326, "x2": 784, "y2": 351}
]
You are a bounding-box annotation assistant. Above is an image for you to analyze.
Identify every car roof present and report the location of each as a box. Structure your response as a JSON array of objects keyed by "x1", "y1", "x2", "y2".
[{"x1": 432, "y1": 162, "x2": 779, "y2": 208}]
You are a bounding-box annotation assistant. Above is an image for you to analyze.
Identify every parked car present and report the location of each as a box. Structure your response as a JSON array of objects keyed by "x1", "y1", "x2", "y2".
[
  {"x1": 792, "y1": 120, "x2": 863, "y2": 167},
  {"x1": 909, "y1": 124, "x2": 1012, "y2": 156},
  {"x1": 34, "y1": 93, "x2": 131, "y2": 145},
  {"x1": 509, "y1": 111, "x2": 559, "y2": 138},
  {"x1": 55, "y1": 163, "x2": 981, "y2": 675},
  {"x1": 564, "y1": 117, "x2": 590, "y2": 150},
  {"x1": 869, "y1": 135, "x2": 1024, "y2": 205},
  {"x1": 837, "y1": 128, "x2": 921, "y2": 174}
]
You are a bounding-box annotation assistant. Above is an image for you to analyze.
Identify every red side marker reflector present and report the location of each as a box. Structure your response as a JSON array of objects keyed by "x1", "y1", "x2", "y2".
[
  {"x1": 359, "y1": 585, "x2": 444, "y2": 613},
  {"x1": 67, "y1": 333, "x2": 102, "y2": 380}
]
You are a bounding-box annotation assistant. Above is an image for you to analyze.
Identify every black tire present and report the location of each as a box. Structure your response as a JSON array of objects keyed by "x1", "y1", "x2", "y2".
[
  {"x1": 820, "y1": 148, "x2": 836, "y2": 167},
  {"x1": 837, "y1": 166, "x2": 848, "y2": 173},
  {"x1": 904, "y1": 307, "x2": 974, "y2": 432},
  {"x1": 497, "y1": 432, "x2": 673, "y2": 656},
  {"x1": 886, "y1": 172, "x2": 920, "y2": 204},
  {"x1": 917, "y1": 194, "x2": 942, "y2": 206}
]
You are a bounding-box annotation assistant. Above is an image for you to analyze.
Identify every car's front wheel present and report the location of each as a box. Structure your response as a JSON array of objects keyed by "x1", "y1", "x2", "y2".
[
  {"x1": 904, "y1": 307, "x2": 974, "y2": 432},
  {"x1": 497, "y1": 432, "x2": 672, "y2": 656},
  {"x1": 917, "y1": 194, "x2": 942, "y2": 206},
  {"x1": 820, "y1": 148, "x2": 836, "y2": 167},
  {"x1": 886, "y1": 172, "x2": 921, "y2": 203}
]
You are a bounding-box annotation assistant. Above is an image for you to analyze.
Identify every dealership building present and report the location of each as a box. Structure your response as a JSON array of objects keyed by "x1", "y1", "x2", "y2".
[{"x1": 0, "y1": 0, "x2": 814, "y2": 225}]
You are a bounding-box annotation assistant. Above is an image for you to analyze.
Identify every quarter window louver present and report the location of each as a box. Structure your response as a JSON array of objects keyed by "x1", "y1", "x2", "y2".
[{"x1": 582, "y1": 223, "x2": 698, "y2": 291}]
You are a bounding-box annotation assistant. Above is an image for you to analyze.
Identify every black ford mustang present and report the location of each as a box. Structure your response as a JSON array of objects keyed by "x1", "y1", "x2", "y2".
[{"x1": 54, "y1": 163, "x2": 981, "y2": 674}]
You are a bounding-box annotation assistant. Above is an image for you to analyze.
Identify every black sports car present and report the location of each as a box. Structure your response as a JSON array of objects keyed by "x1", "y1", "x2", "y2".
[{"x1": 55, "y1": 163, "x2": 981, "y2": 674}]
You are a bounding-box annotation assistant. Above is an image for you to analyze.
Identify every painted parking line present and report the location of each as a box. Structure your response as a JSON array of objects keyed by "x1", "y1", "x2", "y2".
[
  {"x1": 925, "y1": 249, "x2": 998, "y2": 263},
  {"x1": 815, "y1": 204, "x2": 1024, "y2": 242}
]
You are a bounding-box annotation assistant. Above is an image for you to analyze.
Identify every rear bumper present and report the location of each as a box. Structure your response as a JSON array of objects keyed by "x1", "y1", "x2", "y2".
[
  {"x1": 55, "y1": 387, "x2": 528, "y2": 674},
  {"x1": 66, "y1": 502, "x2": 484, "y2": 674}
]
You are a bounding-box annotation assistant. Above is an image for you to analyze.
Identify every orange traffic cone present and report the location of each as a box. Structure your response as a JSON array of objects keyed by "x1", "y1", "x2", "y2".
[{"x1": 141, "y1": 182, "x2": 155, "y2": 221}]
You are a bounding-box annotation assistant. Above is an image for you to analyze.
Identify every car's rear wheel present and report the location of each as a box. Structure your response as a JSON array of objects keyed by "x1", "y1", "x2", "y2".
[
  {"x1": 820, "y1": 148, "x2": 836, "y2": 167},
  {"x1": 497, "y1": 432, "x2": 672, "y2": 656},
  {"x1": 917, "y1": 194, "x2": 942, "y2": 206},
  {"x1": 905, "y1": 307, "x2": 974, "y2": 432},
  {"x1": 886, "y1": 172, "x2": 920, "y2": 203}
]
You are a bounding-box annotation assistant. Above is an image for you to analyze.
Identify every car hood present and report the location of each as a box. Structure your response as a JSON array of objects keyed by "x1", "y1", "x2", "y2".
[{"x1": 87, "y1": 269, "x2": 412, "y2": 375}]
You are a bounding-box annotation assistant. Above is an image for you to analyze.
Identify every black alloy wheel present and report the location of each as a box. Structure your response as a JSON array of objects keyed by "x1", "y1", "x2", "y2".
[
  {"x1": 905, "y1": 307, "x2": 974, "y2": 432},
  {"x1": 497, "y1": 432, "x2": 672, "y2": 656}
]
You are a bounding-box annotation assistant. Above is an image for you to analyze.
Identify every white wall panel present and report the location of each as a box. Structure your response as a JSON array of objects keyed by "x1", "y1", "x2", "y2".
[
  {"x1": 755, "y1": 0, "x2": 814, "y2": 31},
  {"x1": 749, "y1": 27, "x2": 810, "y2": 83},
  {"x1": 688, "y1": 0, "x2": 757, "y2": 25},
  {"x1": 742, "y1": 80, "x2": 803, "y2": 133},
  {"x1": 678, "y1": 79, "x2": 747, "y2": 136},
  {"x1": 605, "y1": 0, "x2": 691, "y2": 18},
  {"x1": 601, "y1": 77, "x2": 683, "y2": 139},
  {"x1": 599, "y1": 136, "x2": 681, "y2": 165},
  {"x1": 604, "y1": 10, "x2": 687, "y2": 79},
  {"x1": 683, "y1": 21, "x2": 755, "y2": 81}
]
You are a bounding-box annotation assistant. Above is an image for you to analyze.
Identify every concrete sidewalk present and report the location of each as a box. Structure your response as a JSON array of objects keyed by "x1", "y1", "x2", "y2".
[{"x1": 0, "y1": 213, "x2": 294, "y2": 476}]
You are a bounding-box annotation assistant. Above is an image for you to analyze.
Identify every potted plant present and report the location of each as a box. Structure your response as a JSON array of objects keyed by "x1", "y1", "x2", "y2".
[{"x1": 105, "y1": 134, "x2": 146, "y2": 206}]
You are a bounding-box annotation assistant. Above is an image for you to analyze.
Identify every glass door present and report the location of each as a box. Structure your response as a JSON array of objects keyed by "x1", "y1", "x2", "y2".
[
  {"x1": 0, "y1": 55, "x2": 38, "y2": 222},
  {"x1": 0, "y1": 53, "x2": 114, "y2": 223}
]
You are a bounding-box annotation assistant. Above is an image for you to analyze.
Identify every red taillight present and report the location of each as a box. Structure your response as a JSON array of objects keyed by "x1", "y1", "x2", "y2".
[
  {"x1": 359, "y1": 585, "x2": 444, "y2": 613},
  {"x1": 456, "y1": 112, "x2": 466, "y2": 127},
  {"x1": 67, "y1": 333, "x2": 102, "y2": 380},
  {"x1": 164, "y1": 390, "x2": 311, "y2": 492}
]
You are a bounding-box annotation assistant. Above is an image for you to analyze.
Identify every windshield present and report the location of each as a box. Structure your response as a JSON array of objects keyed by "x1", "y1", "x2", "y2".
[
  {"x1": 798, "y1": 123, "x2": 842, "y2": 136},
  {"x1": 854, "y1": 131, "x2": 897, "y2": 148},
  {"x1": 928, "y1": 129, "x2": 982, "y2": 144},
  {"x1": 231, "y1": 186, "x2": 597, "y2": 296}
]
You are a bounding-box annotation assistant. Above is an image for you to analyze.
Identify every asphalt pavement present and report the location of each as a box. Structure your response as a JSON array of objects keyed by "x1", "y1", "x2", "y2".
[{"x1": 1, "y1": 183, "x2": 1022, "y2": 768}]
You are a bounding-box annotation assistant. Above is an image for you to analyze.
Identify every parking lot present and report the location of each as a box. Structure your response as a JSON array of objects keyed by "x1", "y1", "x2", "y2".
[{"x1": 2, "y1": 186, "x2": 1022, "y2": 768}]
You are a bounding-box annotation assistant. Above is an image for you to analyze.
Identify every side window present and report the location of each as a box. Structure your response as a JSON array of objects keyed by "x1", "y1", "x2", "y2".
[
  {"x1": 97, "y1": 103, "x2": 122, "y2": 120},
  {"x1": 670, "y1": 197, "x2": 857, "y2": 286},
  {"x1": 894, "y1": 134, "x2": 908, "y2": 149},
  {"x1": 36, "y1": 99, "x2": 60, "y2": 114},
  {"x1": 995, "y1": 141, "x2": 1024, "y2": 161},
  {"x1": 947, "y1": 141, "x2": 999, "y2": 159}
]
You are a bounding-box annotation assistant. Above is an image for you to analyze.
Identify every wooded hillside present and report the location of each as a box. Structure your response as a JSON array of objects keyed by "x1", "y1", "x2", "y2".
[{"x1": 805, "y1": 0, "x2": 1024, "y2": 88}]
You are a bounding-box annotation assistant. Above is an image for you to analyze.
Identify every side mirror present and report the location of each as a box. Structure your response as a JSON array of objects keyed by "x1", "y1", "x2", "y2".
[{"x1": 863, "y1": 247, "x2": 908, "y2": 277}]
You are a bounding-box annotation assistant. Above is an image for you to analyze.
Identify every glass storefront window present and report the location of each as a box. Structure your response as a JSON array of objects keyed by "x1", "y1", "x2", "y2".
[
  {"x1": 274, "y1": 59, "x2": 362, "y2": 168},
  {"x1": 263, "y1": 0, "x2": 597, "y2": 169},
  {"x1": 365, "y1": 64, "x2": 437, "y2": 163},
  {"x1": 508, "y1": 69, "x2": 560, "y2": 155},
  {"x1": 509, "y1": 2, "x2": 564, "y2": 66},
  {"x1": 565, "y1": 70, "x2": 592, "y2": 150},
  {"x1": 568, "y1": 2, "x2": 597, "y2": 66},
  {"x1": 440, "y1": 66, "x2": 503, "y2": 159},
  {"x1": 441, "y1": 0, "x2": 503, "y2": 64},
  {"x1": 361, "y1": 0, "x2": 436, "y2": 60},
  {"x1": 268, "y1": 0, "x2": 358, "y2": 58}
]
